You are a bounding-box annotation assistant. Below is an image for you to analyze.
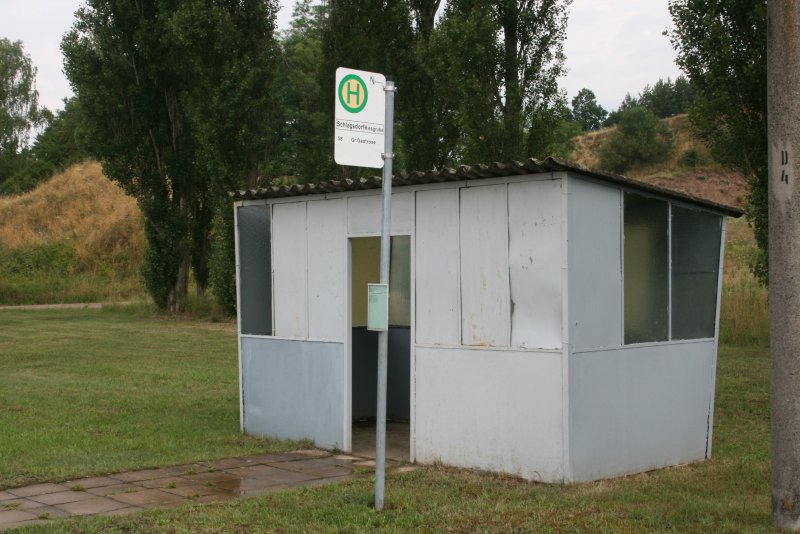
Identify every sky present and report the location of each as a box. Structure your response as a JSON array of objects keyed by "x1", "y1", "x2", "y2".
[{"x1": 0, "y1": 0, "x2": 682, "y2": 114}]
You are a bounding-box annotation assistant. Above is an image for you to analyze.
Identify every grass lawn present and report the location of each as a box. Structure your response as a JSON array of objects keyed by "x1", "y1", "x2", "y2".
[
  {"x1": 11, "y1": 335, "x2": 773, "y2": 532},
  {"x1": 0, "y1": 307, "x2": 301, "y2": 490}
]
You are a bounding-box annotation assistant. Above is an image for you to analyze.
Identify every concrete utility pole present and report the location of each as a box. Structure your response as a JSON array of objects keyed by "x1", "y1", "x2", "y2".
[{"x1": 768, "y1": 1, "x2": 800, "y2": 530}]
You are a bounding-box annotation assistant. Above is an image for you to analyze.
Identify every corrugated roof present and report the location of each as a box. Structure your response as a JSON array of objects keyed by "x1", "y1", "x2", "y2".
[{"x1": 230, "y1": 157, "x2": 744, "y2": 217}]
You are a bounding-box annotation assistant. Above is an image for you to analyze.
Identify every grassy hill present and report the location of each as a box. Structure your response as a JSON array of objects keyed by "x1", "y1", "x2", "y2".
[
  {"x1": 571, "y1": 114, "x2": 748, "y2": 210},
  {"x1": 0, "y1": 162, "x2": 145, "y2": 305}
]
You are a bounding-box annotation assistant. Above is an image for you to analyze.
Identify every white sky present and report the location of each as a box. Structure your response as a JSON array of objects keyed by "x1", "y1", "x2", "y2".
[{"x1": 0, "y1": 0, "x2": 681, "y2": 114}]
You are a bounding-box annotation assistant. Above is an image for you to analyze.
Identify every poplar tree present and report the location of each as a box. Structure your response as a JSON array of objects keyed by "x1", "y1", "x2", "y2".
[
  {"x1": 429, "y1": 0, "x2": 571, "y2": 163},
  {"x1": 63, "y1": 0, "x2": 279, "y2": 311}
]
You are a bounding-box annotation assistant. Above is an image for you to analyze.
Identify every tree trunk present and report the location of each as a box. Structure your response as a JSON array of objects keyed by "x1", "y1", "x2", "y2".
[
  {"x1": 768, "y1": 1, "x2": 800, "y2": 530},
  {"x1": 501, "y1": 3, "x2": 523, "y2": 160},
  {"x1": 169, "y1": 254, "x2": 190, "y2": 313}
]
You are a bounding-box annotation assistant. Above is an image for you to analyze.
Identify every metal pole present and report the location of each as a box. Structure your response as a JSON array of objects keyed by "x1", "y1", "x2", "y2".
[
  {"x1": 768, "y1": 2, "x2": 800, "y2": 530},
  {"x1": 375, "y1": 76, "x2": 395, "y2": 511}
]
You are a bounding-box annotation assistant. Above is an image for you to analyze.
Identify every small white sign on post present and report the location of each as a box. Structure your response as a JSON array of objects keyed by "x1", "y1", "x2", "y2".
[{"x1": 334, "y1": 67, "x2": 386, "y2": 168}]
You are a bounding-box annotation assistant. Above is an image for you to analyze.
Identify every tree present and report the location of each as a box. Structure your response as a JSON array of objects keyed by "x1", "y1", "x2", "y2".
[
  {"x1": 319, "y1": 0, "x2": 418, "y2": 177},
  {"x1": 0, "y1": 38, "x2": 44, "y2": 184},
  {"x1": 598, "y1": 107, "x2": 674, "y2": 174},
  {"x1": 63, "y1": 0, "x2": 279, "y2": 311},
  {"x1": 669, "y1": 0, "x2": 767, "y2": 281},
  {"x1": 571, "y1": 88, "x2": 607, "y2": 131},
  {"x1": 638, "y1": 77, "x2": 695, "y2": 118},
  {"x1": 269, "y1": 0, "x2": 334, "y2": 182},
  {"x1": 429, "y1": 0, "x2": 571, "y2": 163}
]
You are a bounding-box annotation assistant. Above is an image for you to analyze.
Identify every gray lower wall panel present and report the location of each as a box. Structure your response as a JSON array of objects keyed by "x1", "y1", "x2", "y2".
[
  {"x1": 241, "y1": 337, "x2": 344, "y2": 449},
  {"x1": 569, "y1": 341, "x2": 715, "y2": 482}
]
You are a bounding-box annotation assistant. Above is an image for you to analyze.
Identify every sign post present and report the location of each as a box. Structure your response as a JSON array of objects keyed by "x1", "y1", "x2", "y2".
[{"x1": 334, "y1": 67, "x2": 395, "y2": 511}]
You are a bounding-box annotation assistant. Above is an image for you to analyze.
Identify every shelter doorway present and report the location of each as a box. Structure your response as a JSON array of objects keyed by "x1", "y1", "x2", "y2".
[{"x1": 349, "y1": 236, "x2": 411, "y2": 461}]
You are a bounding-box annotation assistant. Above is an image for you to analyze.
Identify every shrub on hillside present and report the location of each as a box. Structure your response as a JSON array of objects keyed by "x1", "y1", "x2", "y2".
[{"x1": 598, "y1": 107, "x2": 674, "y2": 174}]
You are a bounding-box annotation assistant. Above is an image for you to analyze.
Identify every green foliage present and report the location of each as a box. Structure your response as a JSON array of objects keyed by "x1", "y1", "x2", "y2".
[
  {"x1": 429, "y1": 0, "x2": 571, "y2": 163},
  {"x1": 604, "y1": 77, "x2": 694, "y2": 126},
  {"x1": 0, "y1": 38, "x2": 46, "y2": 188},
  {"x1": 638, "y1": 76, "x2": 695, "y2": 118},
  {"x1": 62, "y1": 0, "x2": 280, "y2": 311},
  {"x1": 0, "y1": 241, "x2": 76, "y2": 275},
  {"x1": 599, "y1": 107, "x2": 674, "y2": 174},
  {"x1": 208, "y1": 204, "x2": 237, "y2": 316},
  {"x1": 669, "y1": 0, "x2": 767, "y2": 283},
  {"x1": 268, "y1": 0, "x2": 334, "y2": 182},
  {"x1": 571, "y1": 88, "x2": 607, "y2": 131},
  {"x1": 0, "y1": 98, "x2": 89, "y2": 196},
  {"x1": 680, "y1": 148, "x2": 705, "y2": 168}
]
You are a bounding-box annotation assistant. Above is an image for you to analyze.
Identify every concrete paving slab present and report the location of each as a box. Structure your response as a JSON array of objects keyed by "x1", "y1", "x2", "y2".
[
  {"x1": 26, "y1": 504, "x2": 71, "y2": 520},
  {"x1": 111, "y1": 466, "x2": 190, "y2": 483},
  {"x1": 214, "y1": 477, "x2": 284, "y2": 495},
  {"x1": 181, "y1": 471, "x2": 242, "y2": 484},
  {"x1": 223, "y1": 465, "x2": 280, "y2": 479},
  {"x1": 111, "y1": 489, "x2": 185, "y2": 507},
  {"x1": 56, "y1": 496, "x2": 129, "y2": 516},
  {"x1": 161, "y1": 484, "x2": 229, "y2": 499},
  {"x1": 28, "y1": 490, "x2": 96, "y2": 506},
  {"x1": 0, "y1": 498, "x2": 42, "y2": 511},
  {"x1": 63, "y1": 476, "x2": 121, "y2": 489},
  {"x1": 86, "y1": 483, "x2": 143, "y2": 497},
  {"x1": 0, "y1": 509, "x2": 39, "y2": 527},
  {"x1": 8, "y1": 483, "x2": 69, "y2": 498}
]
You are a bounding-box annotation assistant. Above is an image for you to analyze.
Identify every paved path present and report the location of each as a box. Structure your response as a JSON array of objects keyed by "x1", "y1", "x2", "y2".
[{"x1": 0, "y1": 449, "x2": 412, "y2": 531}]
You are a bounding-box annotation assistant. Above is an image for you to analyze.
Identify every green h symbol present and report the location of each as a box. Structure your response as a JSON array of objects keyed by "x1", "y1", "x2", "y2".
[
  {"x1": 338, "y1": 74, "x2": 368, "y2": 113},
  {"x1": 346, "y1": 81, "x2": 362, "y2": 106}
]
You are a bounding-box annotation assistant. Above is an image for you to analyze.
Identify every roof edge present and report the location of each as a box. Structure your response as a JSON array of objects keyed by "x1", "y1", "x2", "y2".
[{"x1": 230, "y1": 157, "x2": 744, "y2": 218}]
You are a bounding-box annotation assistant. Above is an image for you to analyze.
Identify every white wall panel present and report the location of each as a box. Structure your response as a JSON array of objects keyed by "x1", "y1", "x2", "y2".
[
  {"x1": 568, "y1": 178, "x2": 623, "y2": 349},
  {"x1": 415, "y1": 347, "x2": 564, "y2": 481},
  {"x1": 569, "y1": 341, "x2": 715, "y2": 481},
  {"x1": 307, "y1": 199, "x2": 346, "y2": 341},
  {"x1": 415, "y1": 189, "x2": 460, "y2": 345},
  {"x1": 347, "y1": 192, "x2": 414, "y2": 235},
  {"x1": 508, "y1": 180, "x2": 562, "y2": 349},
  {"x1": 272, "y1": 202, "x2": 308, "y2": 338},
  {"x1": 460, "y1": 185, "x2": 510, "y2": 346}
]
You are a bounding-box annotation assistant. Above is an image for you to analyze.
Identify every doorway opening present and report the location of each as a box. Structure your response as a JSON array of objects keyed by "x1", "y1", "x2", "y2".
[{"x1": 349, "y1": 235, "x2": 411, "y2": 461}]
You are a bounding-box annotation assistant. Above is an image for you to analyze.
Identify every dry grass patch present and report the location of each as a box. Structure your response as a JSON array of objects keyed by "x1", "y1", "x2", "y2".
[
  {"x1": 0, "y1": 161, "x2": 144, "y2": 272},
  {"x1": 0, "y1": 162, "x2": 146, "y2": 304}
]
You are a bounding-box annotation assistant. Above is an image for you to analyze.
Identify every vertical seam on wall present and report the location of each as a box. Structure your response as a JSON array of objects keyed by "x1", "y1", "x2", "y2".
[
  {"x1": 343, "y1": 201, "x2": 351, "y2": 452},
  {"x1": 505, "y1": 182, "x2": 512, "y2": 348},
  {"x1": 234, "y1": 203, "x2": 244, "y2": 433},
  {"x1": 560, "y1": 173, "x2": 571, "y2": 482},
  {"x1": 304, "y1": 202, "x2": 310, "y2": 339},
  {"x1": 668, "y1": 203, "x2": 673, "y2": 341},
  {"x1": 270, "y1": 204, "x2": 276, "y2": 336},
  {"x1": 409, "y1": 200, "x2": 417, "y2": 462},
  {"x1": 619, "y1": 190, "x2": 625, "y2": 344},
  {"x1": 458, "y1": 188, "x2": 465, "y2": 346}
]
